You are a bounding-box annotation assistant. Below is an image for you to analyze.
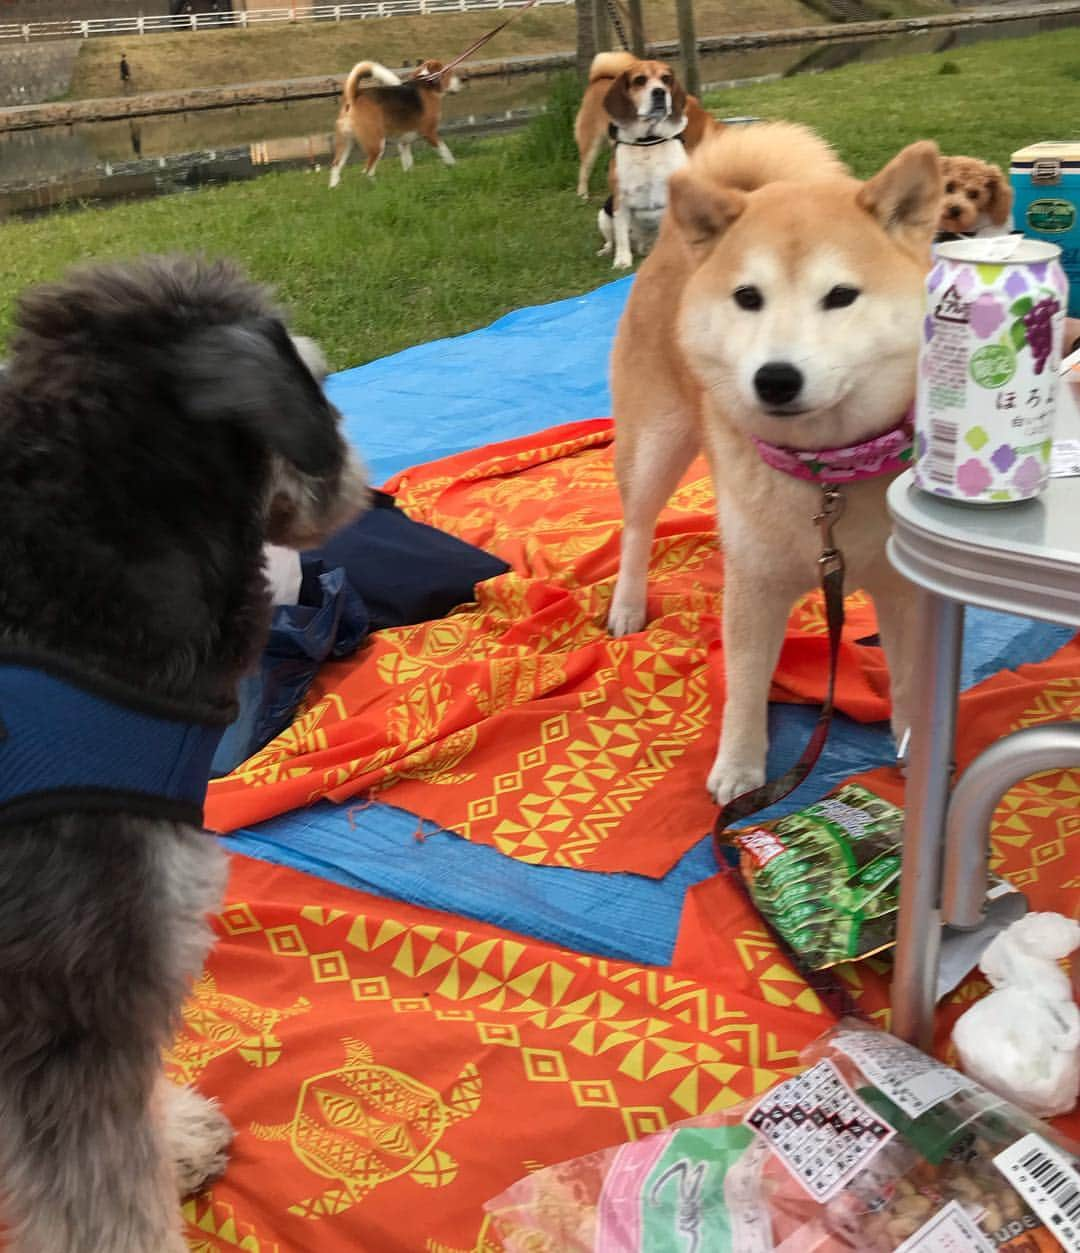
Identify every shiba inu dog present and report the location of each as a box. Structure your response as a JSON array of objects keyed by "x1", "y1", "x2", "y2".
[{"x1": 606, "y1": 121, "x2": 942, "y2": 803}]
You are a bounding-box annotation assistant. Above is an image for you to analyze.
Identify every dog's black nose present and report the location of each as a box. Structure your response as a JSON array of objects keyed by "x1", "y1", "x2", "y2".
[
  {"x1": 947, "y1": 204, "x2": 962, "y2": 219},
  {"x1": 651, "y1": 86, "x2": 667, "y2": 103},
  {"x1": 754, "y1": 362, "x2": 804, "y2": 407}
]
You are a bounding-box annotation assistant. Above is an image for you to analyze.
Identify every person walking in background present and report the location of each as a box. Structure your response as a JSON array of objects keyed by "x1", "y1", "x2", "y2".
[{"x1": 119, "y1": 54, "x2": 131, "y2": 90}]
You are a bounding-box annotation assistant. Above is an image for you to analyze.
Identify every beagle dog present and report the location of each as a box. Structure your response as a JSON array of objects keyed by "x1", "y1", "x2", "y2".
[
  {"x1": 574, "y1": 51, "x2": 718, "y2": 199},
  {"x1": 593, "y1": 58, "x2": 719, "y2": 269},
  {"x1": 328, "y1": 58, "x2": 462, "y2": 186}
]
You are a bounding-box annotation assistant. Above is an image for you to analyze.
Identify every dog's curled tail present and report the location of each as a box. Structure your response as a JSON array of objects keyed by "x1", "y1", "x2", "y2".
[
  {"x1": 690, "y1": 120, "x2": 848, "y2": 192},
  {"x1": 587, "y1": 50, "x2": 637, "y2": 84},
  {"x1": 343, "y1": 60, "x2": 401, "y2": 107}
]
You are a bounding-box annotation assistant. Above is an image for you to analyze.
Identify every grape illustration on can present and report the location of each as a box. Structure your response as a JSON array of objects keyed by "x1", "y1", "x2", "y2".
[{"x1": 915, "y1": 237, "x2": 1068, "y2": 504}]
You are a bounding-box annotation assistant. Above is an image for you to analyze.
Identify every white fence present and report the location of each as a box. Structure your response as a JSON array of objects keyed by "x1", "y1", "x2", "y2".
[{"x1": 0, "y1": 0, "x2": 572, "y2": 43}]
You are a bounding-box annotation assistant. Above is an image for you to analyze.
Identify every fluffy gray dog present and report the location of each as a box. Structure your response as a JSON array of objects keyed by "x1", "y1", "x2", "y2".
[{"x1": 0, "y1": 256, "x2": 367, "y2": 1251}]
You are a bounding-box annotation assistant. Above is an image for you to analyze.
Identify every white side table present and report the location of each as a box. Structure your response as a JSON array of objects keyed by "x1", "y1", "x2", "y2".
[{"x1": 886, "y1": 470, "x2": 1080, "y2": 1047}]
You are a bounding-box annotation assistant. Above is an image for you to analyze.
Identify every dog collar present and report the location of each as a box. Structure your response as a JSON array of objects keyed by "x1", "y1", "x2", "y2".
[
  {"x1": 0, "y1": 651, "x2": 234, "y2": 829},
  {"x1": 608, "y1": 116, "x2": 688, "y2": 147},
  {"x1": 751, "y1": 408, "x2": 915, "y2": 484}
]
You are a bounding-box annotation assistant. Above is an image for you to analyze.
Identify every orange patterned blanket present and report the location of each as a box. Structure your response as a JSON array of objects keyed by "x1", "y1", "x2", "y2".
[{"x1": 206, "y1": 420, "x2": 892, "y2": 877}]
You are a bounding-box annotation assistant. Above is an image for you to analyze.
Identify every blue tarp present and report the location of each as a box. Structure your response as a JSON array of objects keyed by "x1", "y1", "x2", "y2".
[{"x1": 226, "y1": 279, "x2": 1072, "y2": 965}]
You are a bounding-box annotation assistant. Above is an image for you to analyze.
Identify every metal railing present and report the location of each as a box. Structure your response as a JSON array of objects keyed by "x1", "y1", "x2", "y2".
[{"x1": 0, "y1": 0, "x2": 572, "y2": 42}]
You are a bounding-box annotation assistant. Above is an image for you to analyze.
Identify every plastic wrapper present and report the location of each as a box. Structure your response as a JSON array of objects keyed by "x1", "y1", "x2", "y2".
[{"x1": 485, "y1": 1021, "x2": 1080, "y2": 1252}]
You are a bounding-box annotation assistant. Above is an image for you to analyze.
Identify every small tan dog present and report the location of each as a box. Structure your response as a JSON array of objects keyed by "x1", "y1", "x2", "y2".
[
  {"x1": 606, "y1": 122, "x2": 942, "y2": 803},
  {"x1": 937, "y1": 154, "x2": 1013, "y2": 236},
  {"x1": 574, "y1": 51, "x2": 718, "y2": 199},
  {"x1": 328, "y1": 58, "x2": 462, "y2": 187}
]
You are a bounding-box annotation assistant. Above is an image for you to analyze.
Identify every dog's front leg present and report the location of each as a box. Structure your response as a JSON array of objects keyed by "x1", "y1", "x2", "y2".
[
  {"x1": 708, "y1": 561, "x2": 799, "y2": 805},
  {"x1": 863, "y1": 560, "x2": 922, "y2": 754},
  {"x1": 612, "y1": 204, "x2": 634, "y2": 269}
]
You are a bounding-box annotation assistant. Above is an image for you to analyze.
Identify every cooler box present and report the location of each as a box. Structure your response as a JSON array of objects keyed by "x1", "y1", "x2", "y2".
[{"x1": 1011, "y1": 141, "x2": 1080, "y2": 316}]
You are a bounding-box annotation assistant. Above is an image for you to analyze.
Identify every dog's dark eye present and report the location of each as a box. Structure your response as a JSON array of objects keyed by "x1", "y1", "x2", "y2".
[
  {"x1": 733, "y1": 285, "x2": 764, "y2": 311},
  {"x1": 633, "y1": 74, "x2": 647, "y2": 87},
  {"x1": 967, "y1": 189, "x2": 980, "y2": 201},
  {"x1": 823, "y1": 285, "x2": 860, "y2": 310},
  {"x1": 661, "y1": 73, "x2": 673, "y2": 85},
  {"x1": 945, "y1": 181, "x2": 956, "y2": 194}
]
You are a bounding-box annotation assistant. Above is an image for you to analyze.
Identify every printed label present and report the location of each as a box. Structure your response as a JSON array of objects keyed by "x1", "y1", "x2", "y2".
[
  {"x1": 833, "y1": 1031, "x2": 971, "y2": 1119},
  {"x1": 895, "y1": 1200, "x2": 995, "y2": 1253},
  {"x1": 1027, "y1": 199, "x2": 1077, "y2": 233},
  {"x1": 1052, "y1": 440, "x2": 1080, "y2": 478},
  {"x1": 745, "y1": 1059, "x2": 895, "y2": 1202},
  {"x1": 723, "y1": 1136, "x2": 774, "y2": 1253},
  {"x1": 734, "y1": 827, "x2": 787, "y2": 869},
  {"x1": 994, "y1": 1133, "x2": 1080, "y2": 1253}
]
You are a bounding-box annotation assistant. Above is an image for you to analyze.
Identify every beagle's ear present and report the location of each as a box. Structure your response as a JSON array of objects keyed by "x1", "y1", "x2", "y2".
[
  {"x1": 604, "y1": 72, "x2": 637, "y2": 125},
  {"x1": 668, "y1": 167, "x2": 746, "y2": 255},
  {"x1": 984, "y1": 163, "x2": 1014, "y2": 226},
  {"x1": 670, "y1": 78, "x2": 688, "y2": 122},
  {"x1": 858, "y1": 140, "x2": 942, "y2": 249},
  {"x1": 178, "y1": 317, "x2": 339, "y2": 477}
]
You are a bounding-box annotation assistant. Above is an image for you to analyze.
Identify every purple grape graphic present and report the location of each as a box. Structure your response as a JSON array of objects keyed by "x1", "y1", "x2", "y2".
[{"x1": 1021, "y1": 295, "x2": 1060, "y2": 375}]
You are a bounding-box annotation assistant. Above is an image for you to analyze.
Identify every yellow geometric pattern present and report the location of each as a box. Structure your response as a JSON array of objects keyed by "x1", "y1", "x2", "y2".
[
  {"x1": 166, "y1": 972, "x2": 311, "y2": 1084},
  {"x1": 250, "y1": 1038, "x2": 482, "y2": 1221}
]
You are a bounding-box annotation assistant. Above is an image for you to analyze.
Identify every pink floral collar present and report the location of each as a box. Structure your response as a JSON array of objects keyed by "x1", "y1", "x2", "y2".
[{"x1": 751, "y1": 409, "x2": 915, "y2": 484}]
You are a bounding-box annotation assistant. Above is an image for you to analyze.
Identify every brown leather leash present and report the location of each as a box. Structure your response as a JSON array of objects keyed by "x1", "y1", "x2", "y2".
[
  {"x1": 412, "y1": 0, "x2": 545, "y2": 84},
  {"x1": 712, "y1": 485, "x2": 848, "y2": 848}
]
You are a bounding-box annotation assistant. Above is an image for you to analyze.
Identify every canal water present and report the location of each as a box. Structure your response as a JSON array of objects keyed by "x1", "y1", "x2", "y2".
[{"x1": 1, "y1": 9, "x2": 1075, "y2": 217}]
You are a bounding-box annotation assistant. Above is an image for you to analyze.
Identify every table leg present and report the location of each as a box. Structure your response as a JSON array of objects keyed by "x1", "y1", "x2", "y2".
[{"x1": 890, "y1": 591, "x2": 964, "y2": 1048}]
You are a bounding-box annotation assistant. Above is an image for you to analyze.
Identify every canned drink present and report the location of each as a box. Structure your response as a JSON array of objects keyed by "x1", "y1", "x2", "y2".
[{"x1": 915, "y1": 237, "x2": 1069, "y2": 504}]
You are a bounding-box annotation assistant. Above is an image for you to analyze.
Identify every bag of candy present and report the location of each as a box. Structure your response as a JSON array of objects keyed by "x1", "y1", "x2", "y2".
[{"x1": 485, "y1": 1020, "x2": 1080, "y2": 1251}]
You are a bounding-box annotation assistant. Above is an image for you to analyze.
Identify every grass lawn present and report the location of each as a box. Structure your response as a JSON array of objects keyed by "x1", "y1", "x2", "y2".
[
  {"x1": 66, "y1": 0, "x2": 825, "y2": 100},
  {"x1": 2, "y1": 28, "x2": 1077, "y2": 371}
]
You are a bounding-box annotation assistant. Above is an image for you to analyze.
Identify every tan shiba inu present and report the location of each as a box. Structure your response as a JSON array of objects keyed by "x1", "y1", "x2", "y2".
[{"x1": 606, "y1": 121, "x2": 942, "y2": 803}]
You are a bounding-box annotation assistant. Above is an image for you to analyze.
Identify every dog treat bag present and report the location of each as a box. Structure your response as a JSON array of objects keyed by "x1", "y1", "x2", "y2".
[{"x1": 485, "y1": 1021, "x2": 1080, "y2": 1252}]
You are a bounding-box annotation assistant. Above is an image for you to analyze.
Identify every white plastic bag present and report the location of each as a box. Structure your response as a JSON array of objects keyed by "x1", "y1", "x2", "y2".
[{"x1": 953, "y1": 911, "x2": 1080, "y2": 1118}]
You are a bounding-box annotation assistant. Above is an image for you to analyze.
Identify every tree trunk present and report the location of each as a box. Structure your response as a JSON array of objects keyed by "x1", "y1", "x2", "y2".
[
  {"x1": 576, "y1": 0, "x2": 596, "y2": 81},
  {"x1": 627, "y1": 0, "x2": 645, "y2": 56},
  {"x1": 675, "y1": 0, "x2": 700, "y2": 96},
  {"x1": 592, "y1": 0, "x2": 611, "y2": 55}
]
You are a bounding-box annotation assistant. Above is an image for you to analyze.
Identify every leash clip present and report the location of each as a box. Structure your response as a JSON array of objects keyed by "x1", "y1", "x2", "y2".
[{"x1": 815, "y1": 485, "x2": 846, "y2": 577}]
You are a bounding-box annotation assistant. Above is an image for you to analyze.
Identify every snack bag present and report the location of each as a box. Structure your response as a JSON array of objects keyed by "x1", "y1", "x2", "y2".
[
  {"x1": 730, "y1": 783, "x2": 904, "y2": 971},
  {"x1": 485, "y1": 1021, "x2": 1080, "y2": 1251}
]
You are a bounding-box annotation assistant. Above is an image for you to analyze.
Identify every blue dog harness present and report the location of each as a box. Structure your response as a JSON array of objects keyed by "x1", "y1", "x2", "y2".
[{"x1": 0, "y1": 652, "x2": 233, "y2": 828}]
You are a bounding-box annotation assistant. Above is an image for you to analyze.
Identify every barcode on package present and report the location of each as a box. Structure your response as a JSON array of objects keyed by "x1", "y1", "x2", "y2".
[
  {"x1": 745, "y1": 1059, "x2": 895, "y2": 1202},
  {"x1": 994, "y1": 1133, "x2": 1080, "y2": 1253},
  {"x1": 832, "y1": 1031, "x2": 970, "y2": 1119},
  {"x1": 926, "y1": 419, "x2": 959, "y2": 485}
]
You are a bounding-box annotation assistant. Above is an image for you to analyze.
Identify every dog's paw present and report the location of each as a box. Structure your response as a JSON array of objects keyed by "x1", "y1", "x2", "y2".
[
  {"x1": 577, "y1": 188, "x2": 590, "y2": 200},
  {"x1": 164, "y1": 1084, "x2": 233, "y2": 1197},
  {"x1": 607, "y1": 602, "x2": 646, "y2": 637},
  {"x1": 612, "y1": 256, "x2": 633, "y2": 270},
  {"x1": 707, "y1": 760, "x2": 766, "y2": 807},
  {"x1": 596, "y1": 243, "x2": 613, "y2": 256}
]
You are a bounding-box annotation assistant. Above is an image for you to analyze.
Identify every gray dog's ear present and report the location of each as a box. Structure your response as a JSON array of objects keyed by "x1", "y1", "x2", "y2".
[{"x1": 178, "y1": 318, "x2": 339, "y2": 477}]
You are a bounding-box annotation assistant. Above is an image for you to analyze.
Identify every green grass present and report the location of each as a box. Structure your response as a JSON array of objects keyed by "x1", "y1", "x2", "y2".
[
  {"x1": 66, "y1": 0, "x2": 824, "y2": 100},
  {"x1": 703, "y1": 24, "x2": 1080, "y2": 177},
  {"x1": 2, "y1": 28, "x2": 1078, "y2": 370}
]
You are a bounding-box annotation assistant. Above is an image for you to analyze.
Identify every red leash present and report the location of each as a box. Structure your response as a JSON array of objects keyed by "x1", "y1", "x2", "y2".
[{"x1": 413, "y1": 0, "x2": 546, "y2": 84}]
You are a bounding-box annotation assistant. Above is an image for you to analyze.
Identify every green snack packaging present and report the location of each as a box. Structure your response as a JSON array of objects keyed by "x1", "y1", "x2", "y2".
[{"x1": 731, "y1": 783, "x2": 904, "y2": 971}]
